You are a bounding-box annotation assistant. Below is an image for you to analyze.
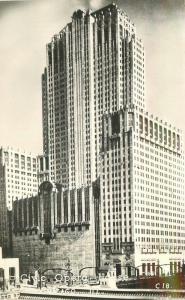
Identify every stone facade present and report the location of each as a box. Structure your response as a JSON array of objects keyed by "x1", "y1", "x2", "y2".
[
  {"x1": 12, "y1": 225, "x2": 96, "y2": 276},
  {"x1": 12, "y1": 181, "x2": 101, "y2": 276}
]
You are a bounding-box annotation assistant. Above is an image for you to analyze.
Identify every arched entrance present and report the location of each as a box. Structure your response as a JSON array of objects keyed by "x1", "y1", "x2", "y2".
[{"x1": 113, "y1": 259, "x2": 121, "y2": 277}]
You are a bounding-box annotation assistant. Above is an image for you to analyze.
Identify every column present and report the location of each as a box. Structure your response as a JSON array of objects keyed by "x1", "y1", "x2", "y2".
[
  {"x1": 61, "y1": 189, "x2": 64, "y2": 224},
  {"x1": 32, "y1": 198, "x2": 34, "y2": 227},
  {"x1": 39, "y1": 194, "x2": 44, "y2": 232},
  {"x1": 74, "y1": 189, "x2": 78, "y2": 223},
  {"x1": 16, "y1": 201, "x2": 19, "y2": 231},
  {"x1": 82, "y1": 187, "x2": 85, "y2": 221},
  {"x1": 54, "y1": 191, "x2": 58, "y2": 226},
  {"x1": 50, "y1": 191, "x2": 55, "y2": 230},
  {"x1": 26, "y1": 198, "x2": 29, "y2": 229},
  {"x1": 21, "y1": 200, "x2": 25, "y2": 230},
  {"x1": 67, "y1": 190, "x2": 71, "y2": 223}
]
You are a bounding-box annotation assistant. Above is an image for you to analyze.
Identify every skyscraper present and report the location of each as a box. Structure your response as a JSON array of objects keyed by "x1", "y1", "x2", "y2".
[
  {"x1": 41, "y1": 3, "x2": 185, "y2": 274},
  {"x1": 42, "y1": 3, "x2": 145, "y2": 189}
]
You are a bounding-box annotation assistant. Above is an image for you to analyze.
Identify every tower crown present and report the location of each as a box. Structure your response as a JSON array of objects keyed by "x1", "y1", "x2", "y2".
[{"x1": 72, "y1": 9, "x2": 86, "y2": 19}]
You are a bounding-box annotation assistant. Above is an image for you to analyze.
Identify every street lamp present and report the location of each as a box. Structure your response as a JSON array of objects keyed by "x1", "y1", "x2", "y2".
[{"x1": 34, "y1": 265, "x2": 42, "y2": 289}]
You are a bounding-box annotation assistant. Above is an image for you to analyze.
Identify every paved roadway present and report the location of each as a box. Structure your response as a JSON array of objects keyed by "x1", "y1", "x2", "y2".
[{"x1": 19, "y1": 287, "x2": 185, "y2": 300}]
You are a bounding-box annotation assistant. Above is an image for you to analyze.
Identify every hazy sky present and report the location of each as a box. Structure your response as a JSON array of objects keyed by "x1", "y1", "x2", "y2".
[{"x1": 0, "y1": 0, "x2": 184, "y2": 154}]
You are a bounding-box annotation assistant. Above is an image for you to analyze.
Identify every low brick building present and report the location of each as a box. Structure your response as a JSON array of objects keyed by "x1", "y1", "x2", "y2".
[
  {"x1": 0, "y1": 247, "x2": 19, "y2": 290},
  {"x1": 12, "y1": 181, "x2": 101, "y2": 276}
]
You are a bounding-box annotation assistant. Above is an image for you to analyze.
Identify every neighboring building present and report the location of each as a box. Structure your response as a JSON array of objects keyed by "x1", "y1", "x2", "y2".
[
  {"x1": 12, "y1": 181, "x2": 101, "y2": 275},
  {"x1": 0, "y1": 146, "x2": 38, "y2": 210},
  {"x1": 0, "y1": 146, "x2": 38, "y2": 255},
  {"x1": 0, "y1": 164, "x2": 11, "y2": 256},
  {"x1": 42, "y1": 3, "x2": 145, "y2": 189},
  {"x1": 0, "y1": 247, "x2": 19, "y2": 290},
  {"x1": 101, "y1": 108, "x2": 185, "y2": 275}
]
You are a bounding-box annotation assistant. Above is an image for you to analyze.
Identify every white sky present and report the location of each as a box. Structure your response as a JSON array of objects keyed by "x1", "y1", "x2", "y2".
[{"x1": 0, "y1": 0, "x2": 184, "y2": 154}]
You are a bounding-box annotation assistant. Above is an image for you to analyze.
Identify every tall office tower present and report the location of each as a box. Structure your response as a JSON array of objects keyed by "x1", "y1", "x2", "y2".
[
  {"x1": 42, "y1": 3, "x2": 145, "y2": 189},
  {"x1": 41, "y1": 2, "x2": 184, "y2": 274},
  {"x1": 101, "y1": 109, "x2": 185, "y2": 274},
  {"x1": 0, "y1": 147, "x2": 38, "y2": 210}
]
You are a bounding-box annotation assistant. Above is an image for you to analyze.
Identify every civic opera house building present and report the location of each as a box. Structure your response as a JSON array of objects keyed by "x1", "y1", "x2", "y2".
[{"x1": 11, "y1": 3, "x2": 185, "y2": 275}]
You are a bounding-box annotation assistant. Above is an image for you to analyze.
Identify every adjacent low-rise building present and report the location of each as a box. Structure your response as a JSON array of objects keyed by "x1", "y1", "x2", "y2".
[{"x1": 0, "y1": 247, "x2": 19, "y2": 290}]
